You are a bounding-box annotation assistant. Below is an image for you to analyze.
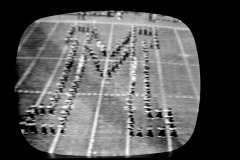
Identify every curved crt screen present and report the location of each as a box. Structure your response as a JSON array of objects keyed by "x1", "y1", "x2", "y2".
[{"x1": 16, "y1": 11, "x2": 200, "y2": 158}]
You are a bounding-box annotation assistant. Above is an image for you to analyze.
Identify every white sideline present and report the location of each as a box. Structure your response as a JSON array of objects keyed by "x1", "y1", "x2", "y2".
[
  {"x1": 86, "y1": 23, "x2": 114, "y2": 157},
  {"x1": 47, "y1": 46, "x2": 68, "y2": 154},
  {"x1": 15, "y1": 22, "x2": 59, "y2": 91},
  {"x1": 152, "y1": 27, "x2": 173, "y2": 152},
  {"x1": 173, "y1": 29, "x2": 199, "y2": 102},
  {"x1": 36, "y1": 19, "x2": 189, "y2": 31},
  {"x1": 18, "y1": 22, "x2": 39, "y2": 53}
]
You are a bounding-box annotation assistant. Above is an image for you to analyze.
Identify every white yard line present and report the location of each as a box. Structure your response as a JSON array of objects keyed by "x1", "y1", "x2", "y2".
[
  {"x1": 17, "y1": 56, "x2": 64, "y2": 60},
  {"x1": 36, "y1": 46, "x2": 67, "y2": 105},
  {"x1": 17, "y1": 56, "x2": 199, "y2": 67},
  {"x1": 37, "y1": 19, "x2": 189, "y2": 31},
  {"x1": 125, "y1": 24, "x2": 135, "y2": 157},
  {"x1": 16, "y1": 89, "x2": 131, "y2": 96},
  {"x1": 18, "y1": 22, "x2": 39, "y2": 53},
  {"x1": 47, "y1": 46, "x2": 68, "y2": 154},
  {"x1": 149, "y1": 60, "x2": 199, "y2": 66},
  {"x1": 86, "y1": 23, "x2": 114, "y2": 157},
  {"x1": 16, "y1": 89, "x2": 197, "y2": 99},
  {"x1": 173, "y1": 29, "x2": 200, "y2": 102},
  {"x1": 15, "y1": 22, "x2": 59, "y2": 91},
  {"x1": 152, "y1": 27, "x2": 173, "y2": 152},
  {"x1": 125, "y1": 128, "x2": 130, "y2": 156},
  {"x1": 48, "y1": 125, "x2": 63, "y2": 154}
]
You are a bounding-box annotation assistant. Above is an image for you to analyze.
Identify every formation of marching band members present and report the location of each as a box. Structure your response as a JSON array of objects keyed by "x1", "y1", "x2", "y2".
[
  {"x1": 138, "y1": 27, "x2": 153, "y2": 36},
  {"x1": 142, "y1": 41, "x2": 154, "y2": 120},
  {"x1": 106, "y1": 30, "x2": 134, "y2": 79},
  {"x1": 83, "y1": 27, "x2": 104, "y2": 78},
  {"x1": 19, "y1": 23, "x2": 178, "y2": 139},
  {"x1": 124, "y1": 32, "x2": 178, "y2": 138},
  {"x1": 125, "y1": 26, "x2": 137, "y2": 137},
  {"x1": 19, "y1": 24, "x2": 84, "y2": 135}
]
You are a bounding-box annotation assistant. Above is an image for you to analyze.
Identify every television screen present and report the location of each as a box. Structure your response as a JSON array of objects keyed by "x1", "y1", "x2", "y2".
[{"x1": 15, "y1": 11, "x2": 200, "y2": 158}]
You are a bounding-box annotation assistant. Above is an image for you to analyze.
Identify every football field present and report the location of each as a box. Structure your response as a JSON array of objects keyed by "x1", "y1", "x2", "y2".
[{"x1": 16, "y1": 15, "x2": 200, "y2": 157}]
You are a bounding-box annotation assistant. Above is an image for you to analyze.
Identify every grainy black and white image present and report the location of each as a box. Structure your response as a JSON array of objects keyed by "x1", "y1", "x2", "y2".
[{"x1": 16, "y1": 11, "x2": 200, "y2": 157}]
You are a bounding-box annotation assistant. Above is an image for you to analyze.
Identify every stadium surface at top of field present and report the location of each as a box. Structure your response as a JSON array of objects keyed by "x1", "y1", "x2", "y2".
[{"x1": 36, "y1": 11, "x2": 189, "y2": 30}]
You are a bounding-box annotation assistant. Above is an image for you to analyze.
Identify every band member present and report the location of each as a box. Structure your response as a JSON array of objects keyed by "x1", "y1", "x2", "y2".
[
  {"x1": 49, "y1": 123, "x2": 56, "y2": 135},
  {"x1": 146, "y1": 125, "x2": 154, "y2": 137},
  {"x1": 41, "y1": 123, "x2": 48, "y2": 135},
  {"x1": 38, "y1": 104, "x2": 45, "y2": 115},
  {"x1": 157, "y1": 127, "x2": 166, "y2": 138},
  {"x1": 145, "y1": 110, "x2": 154, "y2": 119},
  {"x1": 136, "y1": 127, "x2": 143, "y2": 138},
  {"x1": 155, "y1": 109, "x2": 163, "y2": 119}
]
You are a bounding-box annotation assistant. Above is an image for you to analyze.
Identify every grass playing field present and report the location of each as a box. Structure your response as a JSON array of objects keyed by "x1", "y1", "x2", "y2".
[{"x1": 16, "y1": 13, "x2": 200, "y2": 157}]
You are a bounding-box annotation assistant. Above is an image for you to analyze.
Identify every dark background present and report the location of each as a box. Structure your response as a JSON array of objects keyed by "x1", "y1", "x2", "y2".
[{"x1": 2, "y1": 2, "x2": 235, "y2": 159}]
